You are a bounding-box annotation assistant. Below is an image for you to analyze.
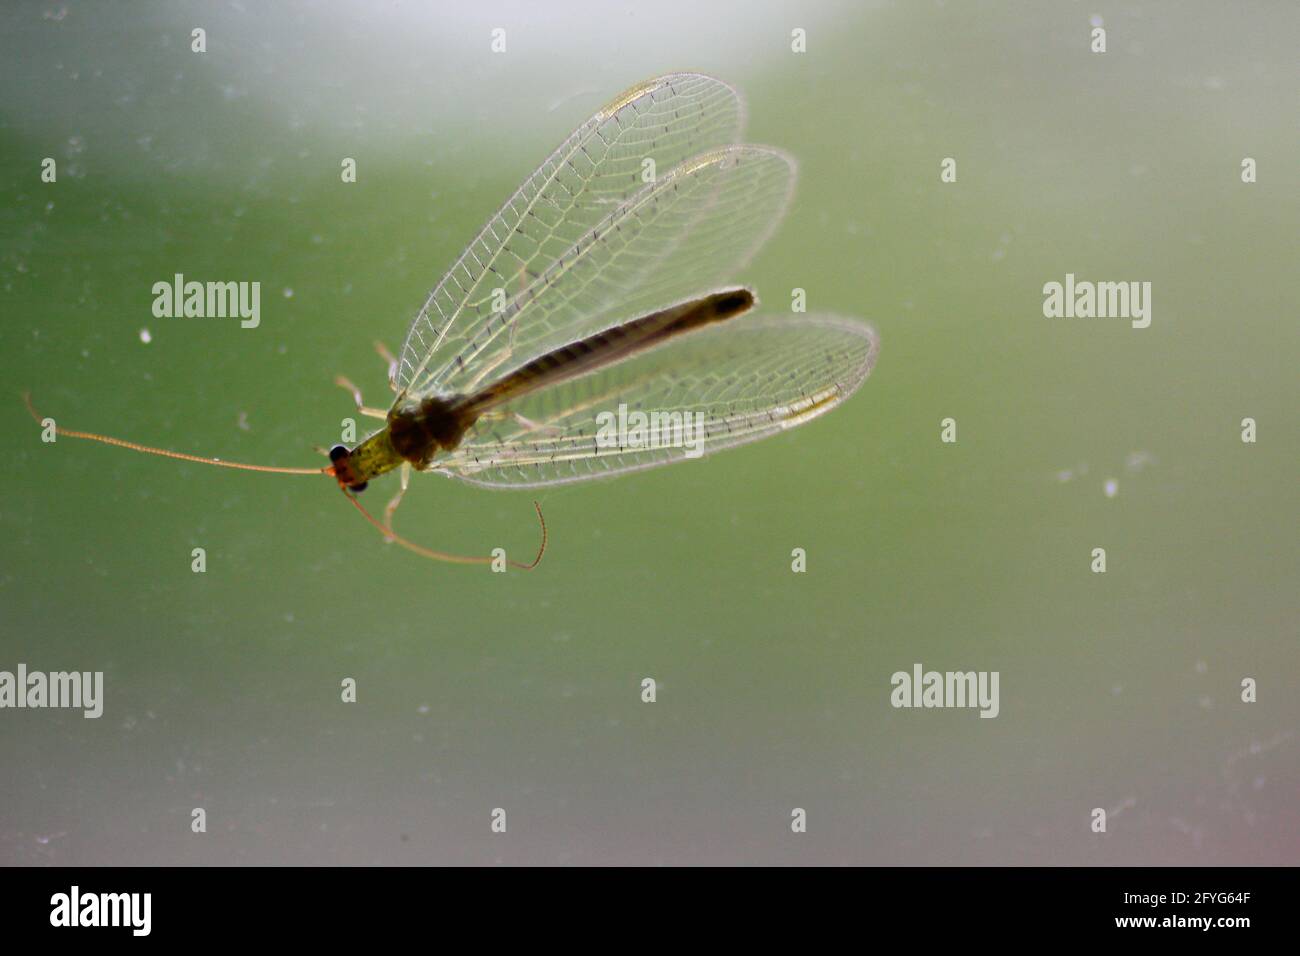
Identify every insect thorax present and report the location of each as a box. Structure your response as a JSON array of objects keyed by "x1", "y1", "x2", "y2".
[{"x1": 387, "y1": 393, "x2": 475, "y2": 468}]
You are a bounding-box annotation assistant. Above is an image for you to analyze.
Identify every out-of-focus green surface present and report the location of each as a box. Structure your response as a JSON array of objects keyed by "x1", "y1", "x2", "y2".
[{"x1": 1, "y1": 1, "x2": 1295, "y2": 864}]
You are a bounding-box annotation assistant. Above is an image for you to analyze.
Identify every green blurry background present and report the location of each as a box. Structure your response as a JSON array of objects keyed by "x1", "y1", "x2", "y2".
[{"x1": 1, "y1": 1, "x2": 1295, "y2": 865}]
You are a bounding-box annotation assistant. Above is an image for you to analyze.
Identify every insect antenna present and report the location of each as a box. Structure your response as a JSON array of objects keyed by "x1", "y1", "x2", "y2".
[
  {"x1": 343, "y1": 490, "x2": 547, "y2": 570},
  {"x1": 22, "y1": 391, "x2": 329, "y2": 477}
]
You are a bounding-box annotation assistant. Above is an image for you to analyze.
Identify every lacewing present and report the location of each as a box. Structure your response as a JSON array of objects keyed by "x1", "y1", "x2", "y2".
[{"x1": 28, "y1": 73, "x2": 879, "y2": 567}]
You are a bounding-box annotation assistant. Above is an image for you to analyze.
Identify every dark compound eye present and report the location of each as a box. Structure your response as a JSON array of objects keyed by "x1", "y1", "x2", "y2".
[
  {"x1": 329, "y1": 445, "x2": 349, "y2": 462},
  {"x1": 349, "y1": 482, "x2": 368, "y2": 494}
]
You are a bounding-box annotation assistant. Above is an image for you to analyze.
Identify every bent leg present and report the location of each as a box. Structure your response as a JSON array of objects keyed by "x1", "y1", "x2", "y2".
[{"x1": 335, "y1": 375, "x2": 389, "y2": 420}]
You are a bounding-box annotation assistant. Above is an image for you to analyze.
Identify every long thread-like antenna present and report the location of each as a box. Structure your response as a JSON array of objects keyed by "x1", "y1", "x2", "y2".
[
  {"x1": 23, "y1": 391, "x2": 329, "y2": 476},
  {"x1": 24, "y1": 390, "x2": 545, "y2": 568}
]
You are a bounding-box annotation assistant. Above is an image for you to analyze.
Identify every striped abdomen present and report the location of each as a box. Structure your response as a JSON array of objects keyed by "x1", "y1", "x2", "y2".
[{"x1": 456, "y1": 287, "x2": 755, "y2": 419}]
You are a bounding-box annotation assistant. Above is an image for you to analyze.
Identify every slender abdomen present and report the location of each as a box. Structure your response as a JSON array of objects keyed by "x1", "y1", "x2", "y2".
[{"x1": 459, "y1": 287, "x2": 755, "y2": 418}]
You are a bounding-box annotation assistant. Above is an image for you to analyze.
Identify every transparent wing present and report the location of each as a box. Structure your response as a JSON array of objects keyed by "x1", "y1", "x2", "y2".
[
  {"x1": 432, "y1": 314, "x2": 879, "y2": 488},
  {"x1": 397, "y1": 72, "x2": 748, "y2": 394},
  {"x1": 422, "y1": 145, "x2": 796, "y2": 399}
]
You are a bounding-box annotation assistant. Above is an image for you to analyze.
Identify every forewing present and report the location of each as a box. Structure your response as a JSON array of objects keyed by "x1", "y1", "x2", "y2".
[
  {"x1": 433, "y1": 315, "x2": 878, "y2": 488},
  {"x1": 428, "y1": 145, "x2": 795, "y2": 397},
  {"x1": 397, "y1": 73, "x2": 747, "y2": 394}
]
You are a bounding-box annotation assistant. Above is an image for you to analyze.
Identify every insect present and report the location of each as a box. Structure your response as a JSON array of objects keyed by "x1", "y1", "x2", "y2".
[{"x1": 27, "y1": 73, "x2": 879, "y2": 567}]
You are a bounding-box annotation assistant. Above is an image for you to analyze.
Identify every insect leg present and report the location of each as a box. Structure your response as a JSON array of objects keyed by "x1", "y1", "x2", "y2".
[
  {"x1": 373, "y1": 341, "x2": 399, "y2": 392},
  {"x1": 505, "y1": 411, "x2": 563, "y2": 436},
  {"x1": 383, "y1": 462, "x2": 412, "y2": 534},
  {"x1": 334, "y1": 375, "x2": 389, "y2": 420},
  {"x1": 475, "y1": 409, "x2": 564, "y2": 438}
]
